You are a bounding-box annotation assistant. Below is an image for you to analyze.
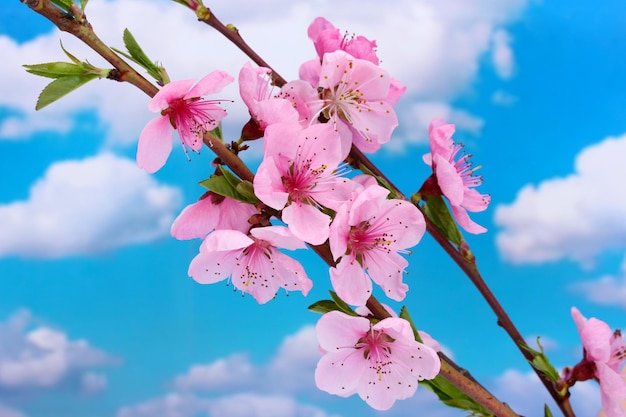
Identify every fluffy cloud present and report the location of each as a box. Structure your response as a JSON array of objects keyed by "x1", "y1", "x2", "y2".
[
  {"x1": 117, "y1": 326, "x2": 341, "y2": 417},
  {"x1": 0, "y1": 309, "x2": 115, "y2": 416},
  {"x1": 495, "y1": 134, "x2": 626, "y2": 265},
  {"x1": 0, "y1": 152, "x2": 181, "y2": 258},
  {"x1": 5, "y1": 0, "x2": 528, "y2": 147},
  {"x1": 570, "y1": 255, "x2": 626, "y2": 309},
  {"x1": 0, "y1": 310, "x2": 115, "y2": 389}
]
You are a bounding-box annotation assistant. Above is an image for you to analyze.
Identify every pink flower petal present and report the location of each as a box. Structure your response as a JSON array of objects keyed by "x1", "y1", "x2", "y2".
[
  {"x1": 330, "y1": 257, "x2": 373, "y2": 306},
  {"x1": 170, "y1": 197, "x2": 217, "y2": 240},
  {"x1": 186, "y1": 70, "x2": 233, "y2": 98},
  {"x1": 136, "y1": 115, "x2": 173, "y2": 173},
  {"x1": 282, "y1": 203, "x2": 330, "y2": 245},
  {"x1": 451, "y1": 205, "x2": 487, "y2": 234},
  {"x1": 149, "y1": 78, "x2": 196, "y2": 112}
]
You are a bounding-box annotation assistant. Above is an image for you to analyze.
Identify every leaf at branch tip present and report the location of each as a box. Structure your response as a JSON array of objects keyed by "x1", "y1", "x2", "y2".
[
  {"x1": 60, "y1": 40, "x2": 82, "y2": 65},
  {"x1": 519, "y1": 338, "x2": 561, "y2": 386},
  {"x1": 199, "y1": 168, "x2": 258, "y2": 204},
  {"x1": 80, "y1": 0, "x2": 89, "y2": 11},
  {"x1": 422, "y1": 195, "x2": 463, "y2": 246},
  {"x1": 23, "y1": 62, "x2": 87, "y2": 79},
  {"x1": 115, "y1": 29, "x2": 166, "y2": 84},
  {"x1": 35, "y1": 74, "x2": 98, "y2": 110}
]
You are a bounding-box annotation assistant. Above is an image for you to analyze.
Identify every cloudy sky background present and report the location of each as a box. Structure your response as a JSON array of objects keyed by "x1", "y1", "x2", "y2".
[{"x1": 1, "y1": 0, "x2": 625, "y2": 416}]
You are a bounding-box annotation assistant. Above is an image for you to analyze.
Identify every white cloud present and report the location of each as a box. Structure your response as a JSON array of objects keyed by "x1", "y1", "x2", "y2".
[
  {"x1": 4, "y1": 0, "x2": 528, "y2": 147},
  {"x1": 80, "y1": 372, "x2": 108, "y2": 394},
  {"x1": 117, "y1": 325, "x2": 344, "y2": 417},
  {"x1": 0, "y1": 310, "x2": 115, "y2": 389},
  {"x1": 489, "y1": 369, "x2": 602, "y2": 417},
  {"x1": 0, "y1": 309, "x2": 116, "y2": 417},
  {"x1": 495, "y1": 134, "x2": 626, "y2": 265},
  {"x1": 173, "y1": 354, "x2": 255, "y2": 392},
  {"x1": 0, "y1": 152, "x2": 181, "y2": 258},
  {"x1": 491, "y1": 29, "x2": 515, "y2": 79},
  {"x1": 570, "y1": 254, "x2": 626, "y2": 309},
  {"x1": 393, "y1": 101, "x2": 484, "y2": 150}
]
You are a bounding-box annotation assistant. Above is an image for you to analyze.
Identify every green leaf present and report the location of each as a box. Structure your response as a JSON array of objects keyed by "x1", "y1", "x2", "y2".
[
  {"x1": 520, "y1": 339, "x2": 561, "y2": 384},
  {"x1": 235, "y1": 181, "x2": 260, "y2": 204},
  {"x1": 544, "y1": 404, "x2": 554, "y2": 417},
  {"x1": 60, "y1": 40, "x2": 82, "y2": 65},
  {"x1": 80, "y1": 0, "x2": 89, "y2": 11},
  {"x1": 23, "y1": 62, "x2": 87, "y2": 79},
  {"x1": 49, "y1": 0, "x2": 73, "y2": 11},
  {"x1": 308, "y1": 300, "x2": 344, "y2": 315},
  {"x1": 421, "y1": 375, "x2": 494, "y2": 417},
  {"x1": 115, "y1": 28, "x2": 165, "y2": 84},
  {"x1": 422, "y1": 195, "x2": 463, "y2": 246},
  {"x1": 329, "y1": 291, "x2": 358, "y2": 316},
  {"x1": 198, "y1": 175, "x2": 240, "y2": 200},
  {"x1": 399, "y1": 306, "x2": 423, "y2": 343},
  {"x1": 35, "y1": 74, "x2": 98, "y2": 110}
]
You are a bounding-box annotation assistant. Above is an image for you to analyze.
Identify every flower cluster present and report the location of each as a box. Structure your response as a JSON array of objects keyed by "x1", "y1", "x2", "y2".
[{"x1": 133, "y1": 16, "x2": 485, "y2": 411}]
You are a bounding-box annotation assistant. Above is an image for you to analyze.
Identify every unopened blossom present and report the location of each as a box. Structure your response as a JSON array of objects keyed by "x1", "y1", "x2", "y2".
[
  {"x1": 570, "y1": 307, "x2": 626, "y2": 417},
  {"x1": 137, "y1": 70, "x2": 233, "y2": 173},
  {"x1": 254, "y1": 123, "x2": 352, "y2": 245},
  {"x1": 188, "y1": 226, "x2": 312, "y2": 304},
  {"x1": 308, "y1": 50, "x2": 399, "y2": 155},
  {"x1": 329, "y1": 181, "x2": 425, "y2": 305},
  {"x1": 170, "y1": 192, "x2": 258, "y2": 240},
  {"x1": 315, "y1": 310, "x2": 440, "y2": 410},
  {"x1": 423, "y1": 118, "x2": 490, "y2": 234}
]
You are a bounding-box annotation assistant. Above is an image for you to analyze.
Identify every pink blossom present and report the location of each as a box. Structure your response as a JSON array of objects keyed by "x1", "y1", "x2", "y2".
[
  {"x1": 571, "y1": 307, "x2": 626, "y2": 417},
  {"x1": 238, "y1": 63, "x2": 299, "y2": 129},
  {"x1": 307, "y1": 17, "x2": 379, "y2": 65},
  {"x1": 315, "y1": 310, "x2": 440, "y2": 410},
  {"x1": 423, "y1": 118, "x2": 490, "y2": 234},
  {"x1": 170, "y1": 192, "x2": 258, "y2": 240},
  {"x1": 329, "y1": 181, "x2": 426, "y2": 305},
  {"x1": 188, "y1": 226, "x2": 312, "y2": 304},
  {"x1": 254, "y1": 123, "x2": 352, "y2": 245},
  {"x1": 137, "y1": 71, "x2": 233, "y2": 173},
  {"x1": 311, "y1": 51, "x2": 399, "y2": 155}
]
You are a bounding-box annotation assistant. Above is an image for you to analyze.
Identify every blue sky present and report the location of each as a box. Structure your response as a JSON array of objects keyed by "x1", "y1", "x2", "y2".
[{"x1": 1, "y1": 1, "x2": 625, "y2": 416}]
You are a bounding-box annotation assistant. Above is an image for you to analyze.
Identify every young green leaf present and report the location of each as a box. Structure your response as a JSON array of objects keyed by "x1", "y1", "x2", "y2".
[
  {"x1": 329, "y1": 291, "x2": 358, "y2": 317},
  {"x1": 49, "y1": 0, "x2": 73, "y2": 11},
  {"x1": 23, "y1": 62, "x2": 87, "y2": 79},
  {"x1": 422, "y1": 195, "x2": 463, "y2": 246},
  {"x1": 235, "y1": 181, "x2": 260, "y2": 204},
  {"x1": 80, "y1": 0, "x2": 89, "y2": 11},
  {"x1": 421, "y1": 375, "x2": 494, "y2": 417},
  {"x1": 308, "y1": 300, "x2": 344, "y2": 315},
  {"x1": 520, "y1": 339, "x2": 561, "y2": 385},
  {"x1": 114, "y1": 29, "x2": 165, "y2": 84},
  {"x1": 35, "y1": 74, "x2": 99, "y2": 110},
  {"x1": 544, "y1": 404, "x2": 554, "y2": 417},
  {"x1": 199, "y1": 175, "x2": 240, "y2": 201},
  {"x1": 399, "y1": 306, "x2": 423, "y2": 343}
]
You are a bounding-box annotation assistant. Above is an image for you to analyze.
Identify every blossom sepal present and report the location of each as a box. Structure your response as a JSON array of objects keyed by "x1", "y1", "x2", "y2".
[{"x1": 199, "y1": 166, "x2": 260, "y2": 204}]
